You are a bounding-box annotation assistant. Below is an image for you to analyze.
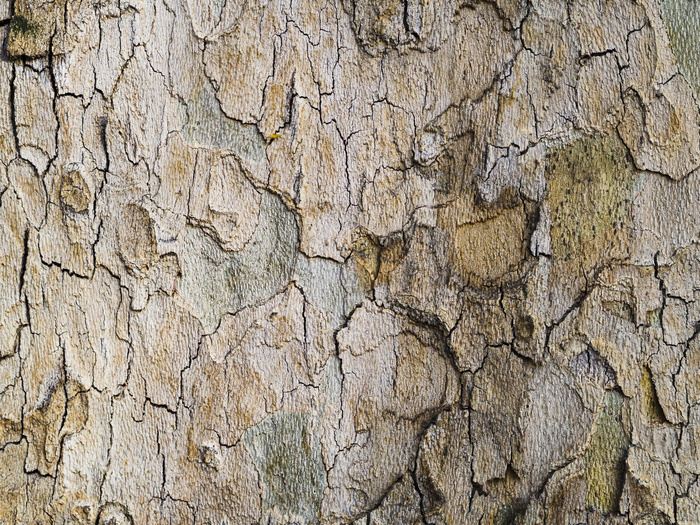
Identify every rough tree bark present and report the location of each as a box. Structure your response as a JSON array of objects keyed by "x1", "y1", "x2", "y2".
[{"x1": 1, "y1": 0, "x2": 699, "y2": 523}]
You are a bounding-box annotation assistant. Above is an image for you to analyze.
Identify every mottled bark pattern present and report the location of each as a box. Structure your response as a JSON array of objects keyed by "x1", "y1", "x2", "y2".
[{"x1": 1, "y1": 0, "x2": 699, "y2": 523}]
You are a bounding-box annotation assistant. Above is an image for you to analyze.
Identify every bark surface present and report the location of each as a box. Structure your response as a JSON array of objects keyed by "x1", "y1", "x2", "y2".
[{"x1": 1, "y1": 0, "x2": 699, "y2": 523}]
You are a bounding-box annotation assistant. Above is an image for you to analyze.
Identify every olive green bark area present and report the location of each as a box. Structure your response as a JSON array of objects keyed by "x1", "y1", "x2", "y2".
[
  {"x1": 640, "y1": 366, "x2": 667, "y2": 424},
  {"x1": 584, "y1": 390, "x2": 631, "y2": 514},
  {"x1": 661, "y1": 0, "x2": 700, "y2": 96},
  {"x1": 242, "y1": 412, "x2": 326, "y2": 524},
  {"x1": 546, "y1": 134, "x2": 636, "y2": 262}
]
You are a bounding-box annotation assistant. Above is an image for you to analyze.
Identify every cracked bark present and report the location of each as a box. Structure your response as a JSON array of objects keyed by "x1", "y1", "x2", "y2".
[{"x1": 2, "y1": 0, "x2": 700, "y2": 523}]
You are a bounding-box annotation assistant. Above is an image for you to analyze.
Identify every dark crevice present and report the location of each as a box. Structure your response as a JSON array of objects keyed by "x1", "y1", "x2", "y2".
[
  {"x1": 17, "y1": 227, "x2": 29, "y2": 299},
  {"x1": 8, "y1": 63, "x2": 19, "y2": 152}
]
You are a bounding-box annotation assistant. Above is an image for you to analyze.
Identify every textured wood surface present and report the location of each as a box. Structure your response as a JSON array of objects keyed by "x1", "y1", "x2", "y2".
[{"x1": 1, "y1": 0, "x2": 700, "y2": 523}]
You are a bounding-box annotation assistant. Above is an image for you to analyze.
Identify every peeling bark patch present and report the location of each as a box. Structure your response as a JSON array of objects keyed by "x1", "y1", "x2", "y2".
[
  {"x1": 445, "y1": 202, "x2": 529, "y2": 285},
  {"x1": 183, "y1": 84, "x2": 266, "y2": 162},
  {"x1": 242, "y1": 412, "x2": 326, "y2": 524},
  {"x1": 584, "y1": 390, "x2": 630, "y2": 514},
  {"x1": 179, "y1": 192, "x2": 298, "y2": 332},
  {"x1": 96, "y1": 502, "x2": 134, "y2": 525},
  {"x1": 661, "y1": 0, "x2": 700, "y2": 96},
  {"x1": 59, "y1": 168, "x2": 91, "y2": 215},
  {"x1": 117, "y1": 204, "x2": 158, "y2": 273}
]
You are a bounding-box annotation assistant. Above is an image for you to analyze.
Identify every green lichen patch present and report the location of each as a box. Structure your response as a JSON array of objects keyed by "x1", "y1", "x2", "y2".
[
  {"x1": 5, "y1": 0, "x2": 61, "y2": 59},
  {"x1": 584, "y1": 390, "x2": 631, "y2": 514},
  {"x1": 9, "y1": 15, "x2": 39, "y2": 35},
  {"x1": 546, "y1": 134, "x2": 636, "y2": 262},
  {"x1": 6, "y1": 12, "x2": 45, "y2": 57},
  {"x1": 242, "y1": 412, "x2": 326, "y2": 524}
]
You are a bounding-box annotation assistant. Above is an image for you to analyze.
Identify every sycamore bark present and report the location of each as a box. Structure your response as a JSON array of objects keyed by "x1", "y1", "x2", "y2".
[{"x1": 1, "y1": 0, "x2": 700, "y2": 523}]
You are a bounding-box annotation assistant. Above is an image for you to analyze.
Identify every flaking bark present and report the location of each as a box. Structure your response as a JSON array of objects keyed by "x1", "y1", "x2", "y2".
[{"x1": 1, "y1": 0, "x2": 700, "y2": 523}]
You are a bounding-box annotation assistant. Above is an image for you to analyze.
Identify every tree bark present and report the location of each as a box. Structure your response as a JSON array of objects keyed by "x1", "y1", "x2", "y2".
[{"x1": 1, "y1": 0, "x2": 699, "y2": 523}]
